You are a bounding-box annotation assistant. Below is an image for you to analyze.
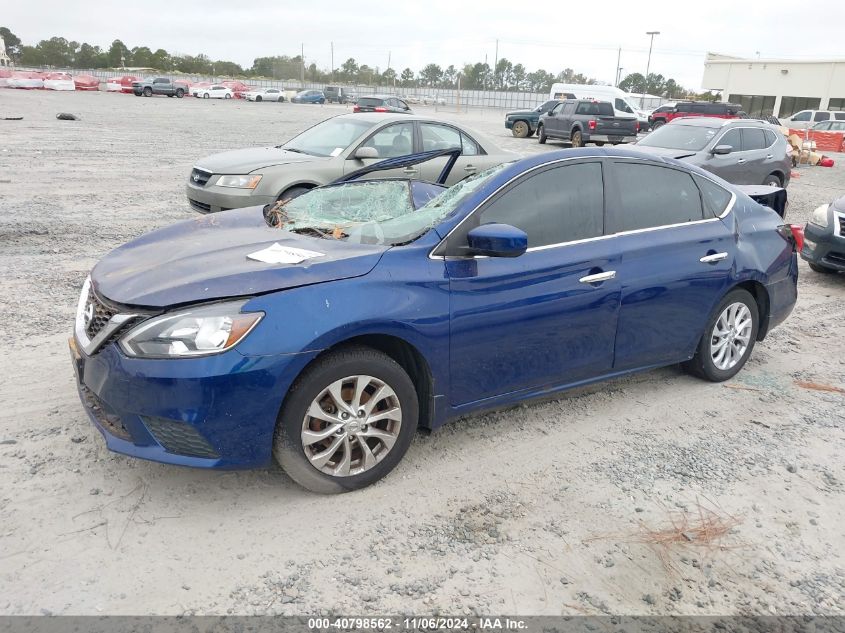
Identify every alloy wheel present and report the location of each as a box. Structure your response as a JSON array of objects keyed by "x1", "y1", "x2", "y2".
[
  {"x1": 710, "y1": 302, "x2": 752, "y2": 371},
  {"x1": 301, "y1": 375, "x2": 402, "y2": 477}
]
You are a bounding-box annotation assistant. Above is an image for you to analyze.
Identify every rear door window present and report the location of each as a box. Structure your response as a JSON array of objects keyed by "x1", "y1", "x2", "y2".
[
  {"x1": 813, "y1": 111, "x2": 830, "y2": 121},
  {"x1": 608, "y1": 162, "x2": 704, "y2": 233}
]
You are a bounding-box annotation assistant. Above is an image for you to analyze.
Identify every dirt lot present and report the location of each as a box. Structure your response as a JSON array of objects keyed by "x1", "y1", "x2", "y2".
[{"x1": 0, "y1": 90, "x2": 843, "y2": 617}]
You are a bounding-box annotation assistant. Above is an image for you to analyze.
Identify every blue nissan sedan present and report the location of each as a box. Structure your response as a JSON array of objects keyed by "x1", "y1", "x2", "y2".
[{"x1": 70, "y1": 148, "x2": 800, "y2": 493}]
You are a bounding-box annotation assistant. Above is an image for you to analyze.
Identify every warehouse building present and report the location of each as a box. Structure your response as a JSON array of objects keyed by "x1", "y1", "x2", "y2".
[{"x1": 702, "y1": 53, "x2": 845, "y2": 119}]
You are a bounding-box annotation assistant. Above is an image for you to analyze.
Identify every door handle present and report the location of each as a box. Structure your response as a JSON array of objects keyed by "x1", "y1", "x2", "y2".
[
  {"x1": 736, "y1": 158, "x2": 746, "y2": 164},
  {"x1": 766, "y1": 154, "x2": 773, "y2": 159},
  {"x1": 579, "y1": 270, "x2": 616, "y2": 284},
  {"x1": 403, "y1": 167, "x2": 418, "y2": 174},
  {"x1": 464, "y1": 165, "x2": 476, "y2": 172},
  {"x1": 700, "y1": 252, "x2": 728, "y2": 263}
]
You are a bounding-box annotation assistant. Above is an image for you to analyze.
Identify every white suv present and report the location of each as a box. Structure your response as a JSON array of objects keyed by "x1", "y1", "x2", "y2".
[{"x1": 781, "y1": 109, "x2": 845, "y2": 129}]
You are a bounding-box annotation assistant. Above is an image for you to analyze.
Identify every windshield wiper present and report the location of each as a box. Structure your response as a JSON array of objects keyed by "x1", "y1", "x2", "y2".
[{"x1": 283, "y1": 148, "x2": 311, "y2": 155}]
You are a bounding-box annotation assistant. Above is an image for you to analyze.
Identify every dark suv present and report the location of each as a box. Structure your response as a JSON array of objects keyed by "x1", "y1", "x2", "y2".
[
  {"x1": 353, "y1": 95, "x2": 412, "y2": 114},
  {"x1": 649, "y1": 101, "x2": 742, "y2": 129},
  {"x1": 324, "y1": 86, "x2": 353, "y2": 104}
]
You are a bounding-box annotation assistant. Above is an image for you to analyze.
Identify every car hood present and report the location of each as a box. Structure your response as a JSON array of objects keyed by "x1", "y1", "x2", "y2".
[
  {"x1": 195, "y1": 147, "x2": 327, "y2": 174},
  {"x1": 91, "y1": 206, "x2": 387, "y2": 309},
  {"x1": 629, "y1": 145, "x2": 698, "y2": 160},
  {"x1": 506, "y1": 108, "x2": 537, "y2": 117}
]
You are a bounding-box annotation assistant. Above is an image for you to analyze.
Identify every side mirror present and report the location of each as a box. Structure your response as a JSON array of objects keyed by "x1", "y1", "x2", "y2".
[
  {"x1": 466, "y1": 223, "x2": 527, "y2": 258},
  {"x1": 354, "y1": 147, "x2": 379, "y2": 160},
  {"x1": 712, "y1": 144, "x2": 733, "y2": 155}
]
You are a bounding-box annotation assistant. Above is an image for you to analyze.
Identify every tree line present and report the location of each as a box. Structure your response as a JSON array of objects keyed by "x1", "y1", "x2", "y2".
[{"x1": 1, "y1": 26, "x2": 709, "y2": 98}]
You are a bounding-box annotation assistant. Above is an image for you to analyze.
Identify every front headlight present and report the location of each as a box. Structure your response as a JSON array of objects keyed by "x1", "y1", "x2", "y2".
[
  {"x1": 120, "y1": 300, "x2": 263, "y2": 358},
  {"x1": 216, "y1": 174, "x2": 262, "y2": 189},
  {"x1": 809, "y1": 204, "x2": 830, "y2": 228}
]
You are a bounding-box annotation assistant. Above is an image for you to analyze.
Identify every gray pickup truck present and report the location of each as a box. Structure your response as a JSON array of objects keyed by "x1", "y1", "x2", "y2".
[
  {"x1": 132, "y1": 77, "x2": 188, "y2": 98},
  {"x1": 538, "y1": 99, "x2": 638, "y2": 147}
]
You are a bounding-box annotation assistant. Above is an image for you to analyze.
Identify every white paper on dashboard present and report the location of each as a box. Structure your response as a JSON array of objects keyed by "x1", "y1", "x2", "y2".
[{"x1": 247, "y1": 243, "x2": 325, "y2": 264}]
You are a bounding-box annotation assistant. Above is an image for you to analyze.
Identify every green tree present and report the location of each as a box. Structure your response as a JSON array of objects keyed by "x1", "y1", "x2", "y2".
[
  {"x1": 340, "y1": 57, "x2": 358, "y2": 80},
  {"x1": 108, "y1": 39, "x2": 130, "y2": 67},
  {"x1": 381, "y1": 67, "x2": 397, "y2": 86},
  {"x1": 511, "y1": 63, "x2": 526, "y2": 91},
  {"x1": 400, "y1": 67, "x2": 415, "y2": 87},
  {"x1": 19, "y1": 45, "x2": 44, "y2": 66},
  {"x1": 494, "y1": 58, "x2": 512, "y2": 89},
  {"x1": 76, "y1": 42, "x2": 107, "y2": 68},
  {"x1": 130, "y1": 46, "x2": 153, "y2": 68},
  {"x1": 443, "y1": 64, "x2": 457, "y2": 88},
  {"x1": 150, "y1": 48, "x2": 170, "y2": 70},
  {"x1": 419, "y1": 63, "x2": 443, "y2": 87},
  {"x1": 619, "y1": 72, "x2": 645, "y2": 94}
]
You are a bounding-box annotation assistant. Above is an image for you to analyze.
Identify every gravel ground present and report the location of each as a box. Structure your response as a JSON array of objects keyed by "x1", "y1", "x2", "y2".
[{"x1": 0, "y1": 90, "x2": 843, "y2": 617}]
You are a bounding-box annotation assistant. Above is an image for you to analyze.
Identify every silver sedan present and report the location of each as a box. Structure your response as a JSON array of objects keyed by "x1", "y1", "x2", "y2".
[{"x1": 186, "y1": 113, "x2": 516, "y2": 213}]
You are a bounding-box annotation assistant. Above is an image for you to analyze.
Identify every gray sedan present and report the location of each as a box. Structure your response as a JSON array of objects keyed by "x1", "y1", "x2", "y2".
[
  {"x1": 186, "y1": 113, "x2": 515, "y2": 213},
  {"x1": 633, "y1": 118, "x2": 792, "y2": 188}
]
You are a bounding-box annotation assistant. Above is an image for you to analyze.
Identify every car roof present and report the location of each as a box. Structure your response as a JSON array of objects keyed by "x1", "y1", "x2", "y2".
[{"x1": 668, "y1": 116, "x2": 772, "y2": 128}]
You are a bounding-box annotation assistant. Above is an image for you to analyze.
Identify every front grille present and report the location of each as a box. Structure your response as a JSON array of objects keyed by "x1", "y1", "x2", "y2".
[
  {"x1": 141, "y1": 416, "x2": 220, "y2": 459},
  {"x1": 189, "y1": 198, "x2": 211, "y2": 213},
  {"x1": 838, "y1": 215, "x2": 845, "y2": 235},
  {"x1": 80, "y1": 384, "x2": 132, "y2": 441},
  {"x1": 189, "y1": 168, "x2": 212, "y2": 187},
  {"x1": 83, "y1": 286, "x2": 117, "y2": 340}
]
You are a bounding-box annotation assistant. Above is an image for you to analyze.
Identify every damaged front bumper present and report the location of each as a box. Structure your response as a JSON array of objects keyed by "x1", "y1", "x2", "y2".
[{"x1": 70, "y1": 336, "x2": 317, "y2": 469}]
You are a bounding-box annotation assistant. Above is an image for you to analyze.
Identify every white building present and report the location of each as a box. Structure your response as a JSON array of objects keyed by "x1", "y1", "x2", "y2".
[
  {"x1": 0, "y1": 37, "x2": 12, "y2": 67},
  {"x1": 702, "y1": 52, "x2": 845, "y2": 119}
]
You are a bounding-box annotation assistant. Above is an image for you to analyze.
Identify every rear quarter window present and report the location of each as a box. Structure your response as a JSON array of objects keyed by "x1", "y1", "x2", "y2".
[{"x1": 693, "y1": 175, "x2": 733, "y2": 218}]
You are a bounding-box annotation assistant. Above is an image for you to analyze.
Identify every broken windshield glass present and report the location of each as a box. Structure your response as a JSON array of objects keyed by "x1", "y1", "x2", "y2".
[{"x1": 266, "y1": 163, "x2": 511, "y2": 246}]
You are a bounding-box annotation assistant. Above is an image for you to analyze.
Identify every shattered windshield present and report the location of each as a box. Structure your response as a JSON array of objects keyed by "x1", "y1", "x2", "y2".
[
  {"x1": 282, "y1": 117, "x2": 373, "y2": 157},
  {"x1": 266, "y1": 163, "x2": 510, "y2": 246}
]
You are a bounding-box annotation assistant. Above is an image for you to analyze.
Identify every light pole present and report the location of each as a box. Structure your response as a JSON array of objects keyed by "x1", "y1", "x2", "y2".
[{"x1": 641, "y1": 30, "x2": 659, "y2": 108}]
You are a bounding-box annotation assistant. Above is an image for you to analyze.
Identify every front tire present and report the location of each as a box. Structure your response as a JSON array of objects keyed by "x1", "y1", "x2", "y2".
[
  {"x1": 203, "y1": 93, "x2": 209, "y2": 99},
  {"x1": 224, "y1": 93, "x2": 231, "y2": 99},
  {"x1": 651, "y1": 120, "x2": 665, "y2": 130},
  {"x1": 808, "y1": 262, "x2": 836, "y2": 274},
  {"x1": 256, "y1": 95, "x2": 262, "y2": 102},
  {"x1": 276, "y1": 186, "x2": 311, "y2": 203},
  {"x1": 684, "y1": 289, "x2": 759, "y2": 382},
  {"x1": 511, "y1": 120, "x2": 530, "y2": 138},
  {"x1": 143, "y1": 87, "x2": 152, "y2": 97},
  {"x1": 538, "y1": 124, "x2": 547, "y2": 144},
  {"x1": 273, "y1": 347, "x2": 418, "y2": 493}
]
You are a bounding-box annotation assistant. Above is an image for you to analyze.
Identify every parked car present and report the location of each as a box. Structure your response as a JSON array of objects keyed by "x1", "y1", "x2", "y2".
[
  {"x1": 422, "y1": 95, "x2": 446, "y2": 105},
  {"x1": 780, "y1": 110, "x2": 845, "y2": 130},
  {"x1": 649, "y1": 101, "x2": 742, "y2": 129},
  {"x1": 198, "y1": 85, "x2": 234, "y2": 99},
  {"x1": 133, "y1": 77, "x2": 187, "y2": 98},
  {"x1": 634, "y1": 118, "x2": 792, "y2": 187},
  {"x1": 811, "y1": 119, "x2": 845, "y2": 132},
  {"x1": 72, "y1": 146, "x2": 801, "y2": 492},
  {"x1": 43, "y1": 72, "x2": 75, "y2": 91},
  {"x1": 220, "y1": 81, "x2": 252, "y2": 99},
  {"x1": 73, "y1": 75, "x2": 100, "y2": 91},
  {"x1": 186, "y1": 113, "x2": 515, "y2": 213},
  {"x1": 324, "y1": 86, "x2": 353, "y2": 104},
  {"x1": 353, "y1": 95, "x2": 412, "y2": 114},
  {"x1": 6, "y1": 71, "x2": 44, "y2": 89},
  {"x1": 537, "y1": 99, "x2": 638, "y2": 147},
  {"x1": 505, "y1": 100, "x2": 563, "y2": 138},
  {"x1": 190, "y1": 82, "x2": 212, "y2": 97},
  {"x1": 245, "y1": 88, "x2": 285, "y2": 102},
  {"x1": 802, "y1": 196, "x2": 845, "y2": 274},
  {"x1": 292, "y1": 90, "x2": 326, "y2": 104},
  {"x1": 106, "y1": 75, "x2": 139, "y2": 93}
]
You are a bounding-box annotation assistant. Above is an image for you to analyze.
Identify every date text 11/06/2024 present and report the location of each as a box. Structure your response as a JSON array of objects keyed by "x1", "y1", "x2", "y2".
[{"x1": 307, "y1": 617, "x2": 528, "y2": 630}]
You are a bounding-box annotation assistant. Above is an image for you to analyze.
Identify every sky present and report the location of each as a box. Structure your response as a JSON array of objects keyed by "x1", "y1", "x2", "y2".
[{"x1": 4, "y1": 0, "x2": 845, "y2": 90}]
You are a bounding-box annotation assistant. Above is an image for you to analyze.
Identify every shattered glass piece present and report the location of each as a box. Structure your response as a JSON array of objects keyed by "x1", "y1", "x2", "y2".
[{"x1": 247, "y1": 243, "x2": 325, "y2": 264}]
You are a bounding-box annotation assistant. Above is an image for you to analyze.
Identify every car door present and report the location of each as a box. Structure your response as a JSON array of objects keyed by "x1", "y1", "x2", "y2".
[
  {"x1": 707, "y1": 127, "x2": 748, "y2": 183},
  {"x1": 343, "y1": 121, "x2": 418, "y2": 179},
  {"x1": 417, "y1": 123, "x2": 485, "y2": 184},
  {"x1": 439, "y1": 160, "x2": 621, "y2": 405},
  {"x1": 740, "y1": 127, "x2": 771, "y2": 185},
  {"x1": 544, "y1": 102, "x2": 565, "y2": 136},
  {"x1": 604, "y1": 160, "x2": 736, "y2": 370}
]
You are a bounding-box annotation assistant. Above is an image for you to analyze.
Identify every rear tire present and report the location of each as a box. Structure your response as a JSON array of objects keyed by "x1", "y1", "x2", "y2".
[
  {"x1": 808, "y1": 262, "x2": 836, "y2": 274},
  {"x1": 273, "y1": 346, "x2": 418, "y2": 493},
  {"x1": 224, "y1": 93, "x2": 231, "y2": 99},
  {"x1": 763, "y1": 173, "x2": 782, "y2": 187},
  {"x1": 176, "y1": 89, "x2": 184, "y2": 98},
  {"x1": 571, "y1": 130, "x2": 583, "y2": 148},
  {"x1": 538, "y1": 124, "x2": 547, "y2": 144},
  {"x1": 143, "y1": 87, "x2": 152, "y2": 97},
  {"x1": 511, "y1": 121, "x2": 530, "y2": 138},
  {"x1": 203, "y1": 93, "x2": 209, "y2": 99},
  {"x1": 684, "y1": 288, "x2": 759, "y2": 382},
  {"x1": 594, "y1": 141, "x2": 605, "y2": 147}
]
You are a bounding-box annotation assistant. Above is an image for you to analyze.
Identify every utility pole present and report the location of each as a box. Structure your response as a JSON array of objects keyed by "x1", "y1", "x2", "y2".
[
  {"x1": 614, "y1": 47, "x2": 621, "y2": 87},
  {"x1": 493, "y1": 38, "x2": 498, "y2": 89},
  {"x1": 641, "y1": 31, "x2": 659, "y2": 108},
  {"x1": 616, "y1": 67, "x2": 624, "y2": 86},
  {"x1": 300, "y1": 43, "x2": 304, "y2": 86},
  {"x1": 330, "y1": 42, "x2": 334, "y2": 82}
]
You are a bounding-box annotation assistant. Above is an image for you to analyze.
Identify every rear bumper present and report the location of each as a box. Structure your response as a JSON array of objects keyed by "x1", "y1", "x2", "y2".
[
  {"x1": 185, "y1": 182, "x2": 275, "y2": 213},
  {"x1": 762, "y1": 252, "x2": 799, "y2": 336},
  {"x1": 801, "y1": 222, "x2": 845, "y2": 271},
  {"x1": 584, "y1": 133, "x2": 637, "y2": 144}
]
